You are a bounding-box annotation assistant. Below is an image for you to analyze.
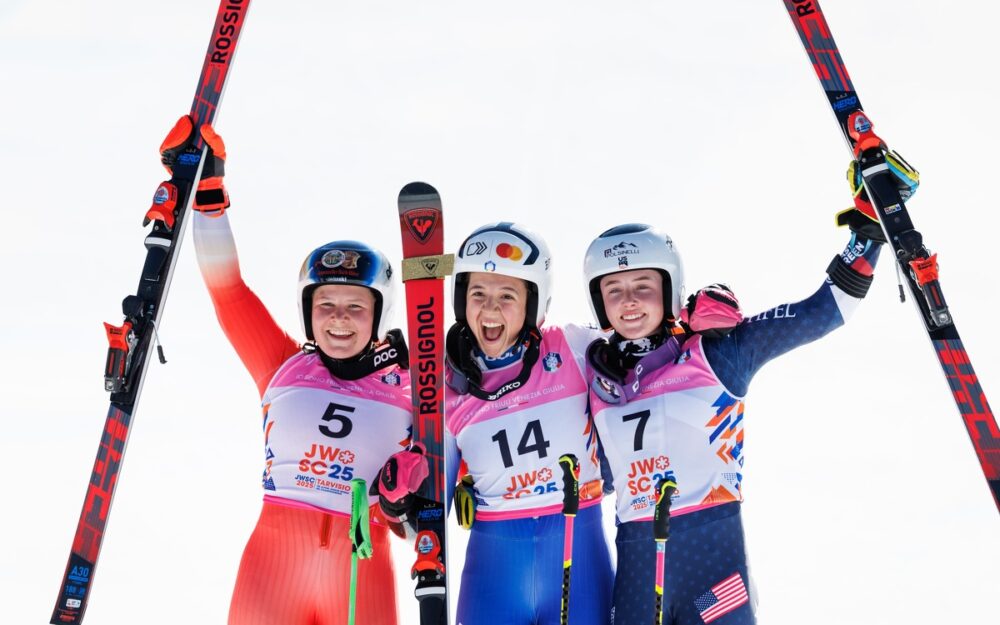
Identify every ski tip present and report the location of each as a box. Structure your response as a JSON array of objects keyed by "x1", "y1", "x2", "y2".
[{"x1": 398, "y1": 181, "x2": 439, "y2": 199}]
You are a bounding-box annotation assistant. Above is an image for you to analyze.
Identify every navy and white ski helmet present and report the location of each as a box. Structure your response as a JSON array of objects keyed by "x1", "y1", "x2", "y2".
[
  {"x1": 583, "y1": 224, "x2": 685, "y2": 331},
  {"x1": 298, "y1": 241, "x2": 397, "y2": 343}
]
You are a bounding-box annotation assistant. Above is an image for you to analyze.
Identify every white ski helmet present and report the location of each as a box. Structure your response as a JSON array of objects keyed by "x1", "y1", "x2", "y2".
[
  {"x1": 298, "y1": 240, "x2": 397, "y2": 343},
  {"x1": 453, "y1": 222, "x2": 553, "y2": 329},
  {"x1": 583, "y1": 223, "x2": 685, "y2": 331}
]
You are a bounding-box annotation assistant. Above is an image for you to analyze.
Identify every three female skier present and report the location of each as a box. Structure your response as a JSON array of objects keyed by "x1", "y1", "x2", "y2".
[{"x1": 161, "y1": 104, "x2": 915, "y2": 625}]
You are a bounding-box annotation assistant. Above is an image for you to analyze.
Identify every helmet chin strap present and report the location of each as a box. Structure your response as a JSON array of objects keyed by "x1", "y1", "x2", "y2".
[
  {"x1": 306, "y1": 328, "x2": 409, "y2": 381},
  {"x1": 445, "y1": 324, "x2": 541, "y2": 401}
]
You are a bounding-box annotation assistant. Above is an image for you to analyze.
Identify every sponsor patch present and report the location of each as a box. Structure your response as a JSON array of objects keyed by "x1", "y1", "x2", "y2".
[
  {"x1": 381, "y1": 371, "x2": 401, "y2": 386},
  {"x1": 321, "y1": 249, "x2": 360, "y2": 269}
]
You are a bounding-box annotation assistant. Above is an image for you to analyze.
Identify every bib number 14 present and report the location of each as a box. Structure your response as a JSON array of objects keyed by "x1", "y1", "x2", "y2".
[{"x1": 491, "y1": 419, "x2": 551, "y2": 468}]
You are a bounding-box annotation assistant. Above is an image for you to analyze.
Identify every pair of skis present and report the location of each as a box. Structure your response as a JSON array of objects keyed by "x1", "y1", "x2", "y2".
[
  {"x1": 649, "y1": 8, "x2": 999, "y2": 623},
  {"x1": 782, "y1": 0, "x2": 1000, "y2": 515},
  {"x1": 50, "y1": 1, "x2": 252, "y2": 623},
  {"x1": 398, "y1": 182, "x2": 453, "y2": 625}
]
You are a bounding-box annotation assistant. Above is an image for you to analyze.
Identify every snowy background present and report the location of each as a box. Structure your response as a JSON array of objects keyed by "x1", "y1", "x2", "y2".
[{"x1": 2, "y1": 1, "x2": 998, "y2": 623}]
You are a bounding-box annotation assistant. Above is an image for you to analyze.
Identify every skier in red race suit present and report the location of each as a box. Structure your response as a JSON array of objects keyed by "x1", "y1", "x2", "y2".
[{"x1": 160, "y1": 116, "x2": 416, "y2": 625}]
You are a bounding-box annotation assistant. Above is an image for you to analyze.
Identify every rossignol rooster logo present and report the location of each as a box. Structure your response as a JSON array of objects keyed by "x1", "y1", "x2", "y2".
[{"x1": 405, "y1": 208, "x2": 439, "y2": 243}]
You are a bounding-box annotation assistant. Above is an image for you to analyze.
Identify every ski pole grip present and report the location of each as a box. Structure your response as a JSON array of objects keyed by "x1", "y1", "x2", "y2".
[
  {"x1": 559, "y1": 454, "x2": 580, "y2": 517},
  {"x1": 349, "y1": 478, "x2": 373, "y2": 559},
  {"x1": 653, "y1": 478, "x2": 677, "y2": 541}
]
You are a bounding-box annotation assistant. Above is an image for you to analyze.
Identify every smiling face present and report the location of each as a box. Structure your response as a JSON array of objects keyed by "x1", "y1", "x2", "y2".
[
  {"x1": 599, "y1": 268, "x2": 666, "y2": 339},
  {"x1": 464, "y1": 271, "x2": 529, "y2": 358},
  {"x1": 310, "y1": 284, "x2": 377, "y2": 359}
]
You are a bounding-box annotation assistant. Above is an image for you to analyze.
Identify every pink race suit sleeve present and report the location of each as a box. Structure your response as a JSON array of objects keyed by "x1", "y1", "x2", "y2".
[{"x1": 192, "y1": 212, "x2": 300, "y2": 398}]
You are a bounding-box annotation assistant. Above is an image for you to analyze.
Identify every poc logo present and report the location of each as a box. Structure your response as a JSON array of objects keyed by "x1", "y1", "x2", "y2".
[{"x1": 373, "y1": 347, "x2": 399, "y2": 367}]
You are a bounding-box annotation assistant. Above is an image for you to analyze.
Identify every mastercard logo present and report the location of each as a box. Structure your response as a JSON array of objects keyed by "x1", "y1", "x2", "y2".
[{"x1": 495, "y1": 243, "x2": 523, "y2": 261}]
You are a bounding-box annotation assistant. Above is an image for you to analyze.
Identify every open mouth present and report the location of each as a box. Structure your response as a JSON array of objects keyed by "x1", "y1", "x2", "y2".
[
  {"x1": 621, "y1": 312, "x2": 645, "y2": 322},
  {"x1": 481, "y1": 320, "x2": 504, "y2": 342}
]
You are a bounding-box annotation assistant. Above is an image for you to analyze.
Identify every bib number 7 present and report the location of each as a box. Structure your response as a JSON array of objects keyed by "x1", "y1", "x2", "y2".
[{"x1": 623, "y1": 409, "x2": 651, "y2": 451}]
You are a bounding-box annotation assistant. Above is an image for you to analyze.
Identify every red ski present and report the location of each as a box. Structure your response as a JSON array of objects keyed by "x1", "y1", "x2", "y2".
[
  {"x1": 783, "y1": 0, "x2": 1000, "y2": 514},
  {"x1": 398, "y1": 182, "x2": 452, "y2": 624},
  {"x1": 51, "y1": 3, "x2": 251, "y2": 623}
]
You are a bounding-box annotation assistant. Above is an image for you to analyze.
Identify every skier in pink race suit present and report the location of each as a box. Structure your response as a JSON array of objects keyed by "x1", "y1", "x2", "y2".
[
  {"x1": 444, "y1": 223, "x2": 614, "y2": 625},
  {"x1": 160, "y1": 116, "x2": 418, "y2": 625},
  {"x1": 580, "y1": 157, "x2": 919, "y2": 625}
]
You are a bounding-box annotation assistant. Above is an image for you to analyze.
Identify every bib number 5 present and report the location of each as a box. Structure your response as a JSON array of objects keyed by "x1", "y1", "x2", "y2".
[{"x1": 319, "y1": 402, "x2": 355, "y2": 439}]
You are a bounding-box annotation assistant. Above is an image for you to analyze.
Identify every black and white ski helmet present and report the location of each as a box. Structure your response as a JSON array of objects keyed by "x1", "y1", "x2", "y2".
[
  {"x1": 583, "y1": 224, "x2": 684, "y2": 331},
  {"x1": 453, "y1": 222, "x2": 553, "y2": 330},
  {"x1": 297, "y1": 240, "x2": 397, "y2": 343}
]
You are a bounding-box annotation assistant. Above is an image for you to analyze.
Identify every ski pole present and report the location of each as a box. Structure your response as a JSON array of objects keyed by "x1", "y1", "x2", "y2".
[
  {"x1": 559, "y1": 453, "x2": 581, "y2": 625},
  {"x1": 348, "y1": 478, "x2": 373, "y2": 625},
  {"x1": 653, "y1": 478, "x2": 677, "y2": 625}
]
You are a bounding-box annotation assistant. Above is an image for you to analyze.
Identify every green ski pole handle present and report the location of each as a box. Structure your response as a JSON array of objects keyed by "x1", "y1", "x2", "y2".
[{"x1": 348, "y1": 478, "x2": 373, "y2": 625}]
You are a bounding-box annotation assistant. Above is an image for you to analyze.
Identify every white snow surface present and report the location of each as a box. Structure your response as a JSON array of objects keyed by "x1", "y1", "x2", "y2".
[{"x1": 2, "y1": 1, "x2": 998, "y2": 624}]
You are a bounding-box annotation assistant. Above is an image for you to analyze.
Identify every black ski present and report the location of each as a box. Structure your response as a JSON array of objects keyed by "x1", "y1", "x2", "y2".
[
  {"x1": 51, "y1": 3, "x2": 251, "y2": 623},
  {"x1": 783, "y1": 0, "x2": 1000, "y2": 514}
]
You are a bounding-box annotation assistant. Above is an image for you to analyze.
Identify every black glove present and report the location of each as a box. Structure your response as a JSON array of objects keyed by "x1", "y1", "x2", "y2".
[{"x1": 836, "y1": 207, "x2": 887, "y2": 244}]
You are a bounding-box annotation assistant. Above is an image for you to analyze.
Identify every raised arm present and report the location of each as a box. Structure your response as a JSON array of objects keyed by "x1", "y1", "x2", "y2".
[
  {"x1": 706, "y1": 154, "x2": 919, "y2": 396},
  {"x1": 160, "y1": 116, "x2": 299, "y2": 396}
]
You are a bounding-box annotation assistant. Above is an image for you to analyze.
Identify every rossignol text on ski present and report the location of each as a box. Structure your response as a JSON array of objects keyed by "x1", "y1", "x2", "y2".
[
  {"x1": 398, "y1": 182, "x2": 453, "y2": 625},
  {"x1": 783, "y1": 0, "x2": 1000, "y2": 514},
  {"x1": 51, "y1": 3, "x2": 251, "y2": 623}
]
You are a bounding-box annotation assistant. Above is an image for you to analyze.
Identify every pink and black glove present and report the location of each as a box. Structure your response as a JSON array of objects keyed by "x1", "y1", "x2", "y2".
[
  {"x1": 681, "y1": 284, "x2": 742, "y2": 338},
  {"x1": 371, "y1": 443, "x2": 429, "y2": 523}
]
